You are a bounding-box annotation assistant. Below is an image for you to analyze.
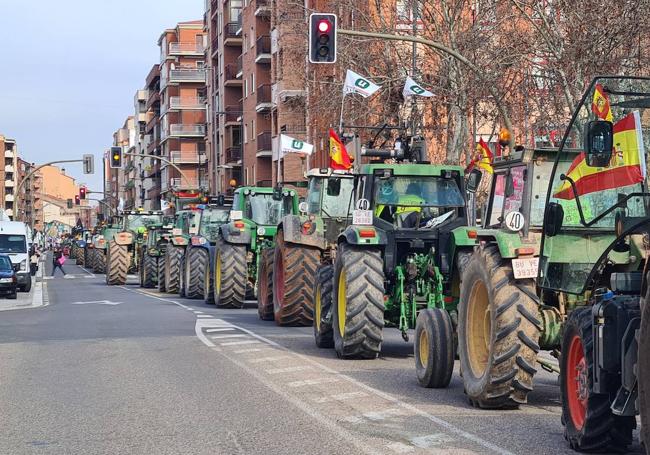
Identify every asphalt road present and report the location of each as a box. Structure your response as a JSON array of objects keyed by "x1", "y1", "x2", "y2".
[{"x1": 0, "y1": 259, "x2": 642, "y2": 454}]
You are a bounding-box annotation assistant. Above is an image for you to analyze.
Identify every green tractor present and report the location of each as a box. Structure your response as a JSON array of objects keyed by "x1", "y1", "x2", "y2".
[
  {"x1": 261, "y1": 169, "x2": 354, "y2": 327},
  {"x1": 323, "y1": 139, "x2": 480, "y2": 374},
  {"x1": 139, "y1": 222, "x2": 173, "y2": 289},
  {"x1": 105, "y1": 210, "x2": 164, "y2": 285},
  {"x1": 161, "y1": 210, "x2": 197, "y2": 294},
  {"x1": 91, "y1": 217, "x2": 123, "y2": 274},
  {"x1": 212, "y1": 186, "x2": 299, "y2": 308}
]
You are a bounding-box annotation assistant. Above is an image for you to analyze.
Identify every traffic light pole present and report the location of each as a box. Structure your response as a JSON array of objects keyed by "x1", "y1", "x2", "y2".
[
  {"x1": 121, "y1": 152, "x2": 194, "y2": 191},
  {"x1": 336, "y1": 28, "x2": 515, "y2": 149}
]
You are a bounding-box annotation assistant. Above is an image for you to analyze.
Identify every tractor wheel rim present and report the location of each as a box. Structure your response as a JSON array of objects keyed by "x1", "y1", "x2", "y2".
[
  {"x1": 275, "y1": 253, "x2": 285, "y2": 310},
  {"x1": 567, "y1": 334, "x2": 588, "y2": 430},
  {"x1": 215, "y1": 251, "x2": 222, "y2": 294},
  {"x1": 337, "y1": 267, "x2": 347, "y2": 337},
  {"x1": 315, "y1": 283, "x2": 322, "y2": 332},
  {"x1": 419, "y1": 328, "x2": 429, "y2": 368},
  {"x1": 467, "y1": 279, "x2": 491, "y2": 378}
]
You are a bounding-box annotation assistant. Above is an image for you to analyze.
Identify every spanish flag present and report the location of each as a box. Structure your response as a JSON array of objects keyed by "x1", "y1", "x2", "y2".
[
  {"x1": 592, "y1": 83, "x2": 613, "y2": 122},
  {"x1": 467, "y1": 138, "x2": 494, "y2": 174},
  {"x1": 553, "y1": 111, "x2": 645, "y2": 200},
  {"x1": 329, "y1": 128, "x2": 352, "y2": 170}
]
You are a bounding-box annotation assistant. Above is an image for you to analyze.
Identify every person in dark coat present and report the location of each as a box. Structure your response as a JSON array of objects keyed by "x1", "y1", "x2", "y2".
[{"x1": 52, "y1": 249, "x2": 66, "y2": 277}]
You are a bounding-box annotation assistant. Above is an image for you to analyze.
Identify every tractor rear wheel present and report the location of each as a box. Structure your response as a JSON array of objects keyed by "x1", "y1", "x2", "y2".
[
  {"x1": 157, "y1": 255, "x2": 166, "y2": 292},
  {"x1": 561, "y1": 307, "x2": 635, "y2": 451},
  {"x1": 458, "y1": 246, "x2": 541, "y2": 408},
  {"x1": 185, "y1": 248, "x2": 207, "y2": 299},
  {"x1": 106, "y1": 241, "x2": 128, "y2": 285},
  {"x1": 77, "y1": 248, "x2": 85, "y2": 267},
  {"x1": 273, "y1": 232, "x2": 320, "y2": 326},
  {"x1": 314, "y1": 264, "x2": 334, "y2": 348},
  {"x1": 85, "y1": 249, "x2": 95, "y2": 270},
  {"x1": 203, "y1": 254, "x2": 214, "y2": 304},
  {"x1": 93, "y1": 249, "x2": 106, "y2": 273},
  {"x1": 140, "y1": 254, "x2": 156, "y2": 288},
  {"x1": 333, "y1": 245, "x2": 385, "y2": 359},
  {"x1": 415, "y1": 308, "x2": 455, "y2": 388},
  {"x1": 257, "y1": 248, "x2": 274, "y2": 320},
  {"x1": 213, "y1": 242, "x2": 246, "y2": 308},
  {"x1": 164, "y1": 245, "x2": 183, "y2": 294}
]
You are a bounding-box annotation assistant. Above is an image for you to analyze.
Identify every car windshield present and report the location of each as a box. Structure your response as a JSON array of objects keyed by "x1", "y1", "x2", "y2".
[
  {"x1": 307, "y1": 177, "x2": 354, "y2": 218},
  {"x1": 0, "y1": 235, "x2": 26, "y2": 253},
  {"x1": 245, "y1": 194, "x2": 292, "y2": 225},
  {"x1": 127, "y1": 214, "x2": 163, "y2": 231},
  {"x1": 540, "y1": 77, "x2": 650, "y2": 294},
  {"x1": 200, "y1": 208, "x2": 229, "y2": 238},
  {"x1": 373, "y1": 176, "x2": 465, "y2": 208},
  {"x1": 0, "y1": 256, "x2": 12, "y2": 271}
]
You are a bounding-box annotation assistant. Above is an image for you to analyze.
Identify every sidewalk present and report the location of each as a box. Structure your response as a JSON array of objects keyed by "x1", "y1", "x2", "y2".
[{"x1": 0, "y1": 258, "x2": 46, "y2": 312}]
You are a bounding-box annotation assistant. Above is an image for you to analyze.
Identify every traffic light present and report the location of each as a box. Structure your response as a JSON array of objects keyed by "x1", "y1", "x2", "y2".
[
  {"x1": 79, "y1": 187, "x2": 86, "y2": 200},
  {"x1": 309, "y1": 13, "x2": 337, "y2": 64},
  {"x1": 74, "y1": 195, "x2": 80, "y2": 206},
  {"x1": 83, "y1": 154, "x2": 94, "y2": 174},
  {"x1": 110, "y1": 146, "x2": 123, "y2": 169}
]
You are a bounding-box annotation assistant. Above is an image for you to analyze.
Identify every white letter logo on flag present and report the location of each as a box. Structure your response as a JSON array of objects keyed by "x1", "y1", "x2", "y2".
[
  {"x1": 280, "y1": 134, "x2": 314, "y2": 156},
  {"x1": 403, "y1": 76, "x2": 433, "y2": 98},
  {"x1": 344, "y1": 69, "x2": 381, "y2": 98}
]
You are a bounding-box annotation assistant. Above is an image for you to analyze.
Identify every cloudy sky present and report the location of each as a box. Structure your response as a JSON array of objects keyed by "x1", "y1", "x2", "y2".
[{"x1": 0, "y1": 0, "x2": 204, "y2": 191}]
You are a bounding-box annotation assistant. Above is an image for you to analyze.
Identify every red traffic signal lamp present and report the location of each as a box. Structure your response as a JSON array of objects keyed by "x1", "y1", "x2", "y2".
[
  {"x1": 109, "y1": 146, "x2": 123, "y2": 169},
  {"x1": 79, "y1": 186, "x2": 86, "y2": 200},
  {"x1": 74, "y1": 195, "x2": 80, "y2": 206},
  {"x1": 309, "y1": 13, "x2": 337, "y2": 64}
]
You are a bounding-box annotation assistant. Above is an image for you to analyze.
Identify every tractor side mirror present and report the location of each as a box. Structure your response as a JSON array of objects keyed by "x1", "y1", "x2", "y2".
[
  {"x1": 544, "y1": 202, "x2": 564, "y2": 237},
  {"x1": 327, "y1": 178, "x2": 341, "y2": 197},
  {"x1": 504, "y1": 173, "x2": 515, "y2": 198},
  {"x1": 466, "y1": 169, "x2": 482, "y2": 194},
  {"x1": 585, "y1": 120, "x2": 613, "y2": 167}
]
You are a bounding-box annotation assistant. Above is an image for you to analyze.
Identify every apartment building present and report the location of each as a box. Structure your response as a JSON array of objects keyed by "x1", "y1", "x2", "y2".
[
  {"x1": 17, "y1": 158, "x2": 43, "y2": 231},
  {"x1": 132, "y1": 89, "x2": 149, "y2": 209},
  {"x1": 0, "y1": 135, "x2": 19, "y2": 218},
  {"x1": 39, "y1": 165, "x2": 91, "y2": 230},
  {"x1": 108, "y1": 117, "x2": 136, "y2": 211},
  {"x1": 158, "y1": 20, "x2": 209, "y2": 200},
  {"x1": 143, "y1": 64, "x2": 162, "y2": 210}
]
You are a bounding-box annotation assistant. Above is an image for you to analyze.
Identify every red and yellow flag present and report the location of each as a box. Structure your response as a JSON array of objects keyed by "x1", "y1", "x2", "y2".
[
  {"x1": 329, "y1": 128, "x2": 352, "y2": 170},
  {"x1": 553, "y1": 111, "x2": 645, "y2": 200},
  {"x1": 592, "y1": 83, "x2": 613, "y2": 122},
  {"x1": 466, "y1": 138, "x2": 494, "y2": 174}
]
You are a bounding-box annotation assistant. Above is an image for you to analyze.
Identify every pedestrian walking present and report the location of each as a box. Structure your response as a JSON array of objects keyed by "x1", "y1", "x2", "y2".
[
  {"x1": 30, "y1": 248, "x2": 40, "y2": 276},
  {"x1": 52, "y1": 249, "x2": 67, "y2": 277}
]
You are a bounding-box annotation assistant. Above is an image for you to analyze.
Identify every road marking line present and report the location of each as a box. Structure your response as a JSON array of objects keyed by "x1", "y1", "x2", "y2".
[
  {"x1": 194, "y1": 311, "x2": 205, "y2": 314},
  {"x1": 287, "y1": 377, "x2": 340, "y2": 388},
  {"x1": 196, "y1": 315, "x2": 213, "y2": 318},
  {"x1": 248, "y1": 355, "x2": 290, "y2": 364},
  {"x1": 313, "y1": 391, "x2": 367, "y2": 403},
  {"x1": 220, "y1": 340, "x2": 262, "y2": 346},
  {"x1": 232, "y1": 348, "x2": 267, "y2": 354},
  {"x1": 205, "y1": 328, "x2": 235, "y2": 333},
  {"x1": 386, "y1": 442, "x2": 415, "y2": 454},
  {"x1": 266, "y1": 366, "x2": 311, "y2": 374},
  {"x1": 211, "y1": 334, "x2": 247, "y2": 340},
  {"x1": 410, "y1": 433, "x2": 456, "y2": 449},
  {"x1": 79, "y1": 266, "x2": 96, "y2": 277}
]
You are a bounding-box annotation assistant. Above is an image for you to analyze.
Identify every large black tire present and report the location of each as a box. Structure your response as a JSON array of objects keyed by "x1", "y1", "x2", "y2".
[
  {"x1": 415, "y1": 308, "x2": 455, "y2": 388},
  {"x1": 93, "y1": 249, "x2": 106, "y2": 274},
  {"x1": 164, "y1": 245, "x2": 183, "y2": 294},
  {"x1": 140, "y1": 254, "x2": 156, "y2": 288},
  {"x1": 77, "y1": 248, "x2": 86, "y2": 267},
  {"x1": 257, "y1": 248, "x2": 274, "y2": 320},
  {"x1": 106, "y1": 241, "x2": 128, "y2": 285},
  {"x1": 213, "y1": 242, "x2": 247, "y2": 308},
  {"x1": 185, "y1": 248, "x2": 207, "y2": 299},
  {"x1": 458, "y1": 246, "x2": 541, "y2": 408},
  {"x1": 71, "y1": 244, "x2": 81, "y2": 262},
  {"x1": 640, "y1": 287, "x2": 650, "y2": 453},
  {"x1": 332, "y1": 245, "x2": 385, "y2": 359},
  {"x1": 561, "y1": 307, "x2": 635, "y2": 451},
  {"x1": 157, "y1": 255, "x2": 166, "y2": 292},
  {"x1": 203, "y1": 253, "x2": 214, "y2": 304},
  {"x1": 273, "y1": 232, "x2": 320, "y2": 326},
  {"x1": 314, "y1": 264, "x2": 334, "y2": 348},
  {"x1": 85, "y1": 248, "x2": 95, "y2": 270}
]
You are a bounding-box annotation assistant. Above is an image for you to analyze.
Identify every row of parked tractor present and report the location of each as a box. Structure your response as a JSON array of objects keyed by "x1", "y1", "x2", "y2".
[{"x1": 71, "y1": 77, "x2": 650, "y2": 454}]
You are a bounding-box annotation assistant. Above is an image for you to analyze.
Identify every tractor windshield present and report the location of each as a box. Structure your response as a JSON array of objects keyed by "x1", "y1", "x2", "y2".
[
  {"x1": 200, "y1": 208, "x2": 229, "y2": 240},
  {"x1": 539, "y1": 77, "x2": 650, "y2": 294},
  {"x1": 126, "y1": 214, "x2": 164, "y2": 232},
  {"x1": 245, "y1": 194, "x2": 293, "y2": 225},
  {"x1": 307, "y1": 177, "x2": 354, "y2": 218},
  {"x1": 373, "y1": 176, "x2": 465, "y2": 209}
]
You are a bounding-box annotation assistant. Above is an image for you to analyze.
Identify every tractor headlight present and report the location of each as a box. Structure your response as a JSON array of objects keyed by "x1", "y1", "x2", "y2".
[{"x1": 257, "y1": 227, "x2": 265, "y2": 236}]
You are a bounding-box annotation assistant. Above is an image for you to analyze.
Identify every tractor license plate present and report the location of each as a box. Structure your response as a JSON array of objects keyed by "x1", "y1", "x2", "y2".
[
  {"x1": 512, "y1": 257, "x2": 539, "y2": 279},
  {"x1": 352, "y1": 209, "x2": 373, "y2": 225}
]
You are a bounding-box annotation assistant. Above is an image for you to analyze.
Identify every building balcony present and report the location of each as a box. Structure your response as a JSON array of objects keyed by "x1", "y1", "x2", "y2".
[
  {"x1": 4, "y1": 179, "x2": 14, "y2": 187},
  {"x1": 146, "y1": 137, "x2": 160, "y2": 154},
  {"x1": 169, "y1": 42, "x2": 205, "y2": 55},
  {"x1": 256, "y1": 132, "x2": 272, "y2": 157},
  {"x1": 168, "y1": 96, "x2": 206, "y2": 110},
  {"x1": 255, "y1": 36, "x2": 271, "y2": 63},
  {"x1": 146, "y1": 90, "x2": 160, "y2": 110},
  {"x1": 136, "y1": 112, "x2": 148, "y2": 124},
  {"x1": 256, "y1": 84, "x2": 273, "y2": 112},
  {"x1": 5, "y1": 194, "x2": 14, "y2": 202},
  {"x1": 166, "y1": 124, "x2": 206, "y2": 138},
  {"x1": 224, "y1": 22, "x2": 242, "y2": 46},
  {"x1": 4, "y1": 150, "x2": 14, "y2": 158},
  {"x1": 271, "y1": 82, "x2": 306, "y2": 105},
  {"x1": 135, "y1": 89, "x2": 149, "y2": 103},
  {"x1": 225, "y1": 146, "x2": 242, "y2": 164},
  {"x1": 169, "y1": 151, "x2": 208, "y2": 164},
  {"x1": 4, "y1": 165, "x2": 14, "y2": 173},
  {"x1": 279, "y1": 123, "x2": 307, "y2": 135},
  {"x1": 224, "y1": 64, "x2": 242, "y2": 86},
  {"x1": 223, "y1": 105, "x2": 241, "y2": 125},
  {"x1": 169, "y1": 177, "x2": 208, "y2": 190},
  {"x1": 210, "y1": 34, "x2": 219, "y2": 56},
  {"x1": 254, "y1": 0, "x2": 271, "y2": 16},
  {"x1": 169, "y1": 68, "x2": 206, "y2": 83}
]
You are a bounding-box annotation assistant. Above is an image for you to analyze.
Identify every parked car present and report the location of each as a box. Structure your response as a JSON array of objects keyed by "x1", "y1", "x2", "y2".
[
  {"x1": 0, "y1": 254, "x2": 18, "y2": 299},
  {"x1": 0, "y1": 221, "x2": 32, "y2": 292}
]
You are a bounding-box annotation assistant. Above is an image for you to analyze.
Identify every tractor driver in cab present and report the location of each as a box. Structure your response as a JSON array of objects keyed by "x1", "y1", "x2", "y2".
[{"x1": 375, "y1": 180, "x2": 424, "y2": 228}]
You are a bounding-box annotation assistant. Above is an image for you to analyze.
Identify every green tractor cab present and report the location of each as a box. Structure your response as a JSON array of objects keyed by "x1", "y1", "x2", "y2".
[
  {"x1": 212, "y1": 186, "x2": 299, "y2": 308},
  {"x1": 261, "y1": 169, "x2": 354, "y2": 327},
  {"x1": 105, "y1": 210, "x2": 164, "y2": 285},
  {"x1": 139, "y1": 222, "x2": 173, "y2": 290},
  {"x1": 330, "y1": 160, "x2": 477, "y2": 374}
]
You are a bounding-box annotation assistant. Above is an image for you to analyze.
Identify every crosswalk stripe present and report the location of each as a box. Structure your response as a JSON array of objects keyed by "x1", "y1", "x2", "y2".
[
  {"x1": 220, "y1": 340, "x2": 261, "y2": 346},
  {"x1": 266, "y1": 366, "x2": 311, "y2": 375}
]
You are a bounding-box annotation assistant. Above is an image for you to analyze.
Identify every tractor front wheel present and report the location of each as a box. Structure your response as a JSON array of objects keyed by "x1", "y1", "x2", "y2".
[
  {"x1": 185, "y1": 248, "x2": 208, "y2": 299},
  {"x1": 458, "y1": 246, "x2": 541, "y2": 408},
  {"x1": 203, "y1": 254, "x2": 214, "y2": 304},
  {"x1": 213, "y1": 242, "x2": 247, "y2": 308},
  {"x1": 257, "y1": 248, "x2": 274, "y2": 320},
  {"x1": 313, "y1": 264, "x2": 334, "y2": 348},
  {"x1": 414, "y1": 308, "x2": 454, "y2": 388},
  {"x1": 106, "y1": 241, "x2": 128, "y2": 285},
  {"x1": 164, "y1": 245, "x2": 183, "y2": 294},
  {"x1": 561, "y1": 308, "x2": 635, "y2": 451},
  {"x1": 157, "y1": 255, "x2": 166, "y2": 292},
  {"x1": 140, "y1": 254, "x2": 156, "y2": 288},
  {"x1": 93, "y1": 249, "x2": 106, "y2": 273},
  {"x1": 332, "y1": 245, "x2": 385, "y2": 359}
]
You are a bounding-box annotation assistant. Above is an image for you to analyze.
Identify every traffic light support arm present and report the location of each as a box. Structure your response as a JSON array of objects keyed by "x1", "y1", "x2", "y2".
[
  {"x1": 122, "y1": 152, "x2": 195, "y2": 191},
  {"x1": 337, "y1": 28, "x2": 515, "y2": 149}
]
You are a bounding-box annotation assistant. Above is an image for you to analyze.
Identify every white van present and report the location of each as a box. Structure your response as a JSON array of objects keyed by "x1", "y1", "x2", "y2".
[{"x1": 0, "y1": 221, "x2": 31, "y2": 292}]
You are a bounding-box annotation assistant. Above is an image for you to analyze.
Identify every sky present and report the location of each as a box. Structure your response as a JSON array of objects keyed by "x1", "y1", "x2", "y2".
[{"x1": 0, "y1": 0, "x2": 204, "y2": 192}]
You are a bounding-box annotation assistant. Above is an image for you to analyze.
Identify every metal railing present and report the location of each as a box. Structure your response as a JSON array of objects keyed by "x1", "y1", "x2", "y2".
[
  {"x1": 169, "y1": 96, "x2": 206, "y2": 109},
  {"x1": 256, "y1": 35, "x2": 271, "y2": 56},
  {"x1": 169, "y1": 124, "x2": 206, "y2": 136},
  {"x1": 224, "y1": 64, "x2": 240, "y2": 81},
  {"x1": 170, "y1": 177, "x2": 208, "y2": 189},
  {"x1": 280, "y1": 123, "x2": 307, "y2": 134},
  {"x1": 169, "y1": 151, "x2": 207, "y2": 164},
  {"x1": 256, "y1": 84, "x2": 272, "y2": 104},
  {"x1": 225, "y1": 146, "x2": 242, "y2": 163},
  {"x1": 225, "y1": 22, "x2": 240, "y2": 39},
  {"x1": 169, "y1": 42, "x2": 205, "y2": 54},
  {"x1": 169, "y1": 68, "x2": 206, "y2": 82},
  {"x1": 257, "y1": 132, "x2": 272, "y2": 152}
]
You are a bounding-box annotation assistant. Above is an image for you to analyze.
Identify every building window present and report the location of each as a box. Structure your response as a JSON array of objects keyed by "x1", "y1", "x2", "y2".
[
  {"x1": 250, "y1": 74, "x2": 255, "y2": 93},
  {"x1": 244, "y1": 79, "x2": 248, "y2": 97},
  {"x1": 251, "y1": 119, "x2": 255, "y2": 138},
  {"x1": 244, "y1": 124, "x2": 248, "y2": 143}
]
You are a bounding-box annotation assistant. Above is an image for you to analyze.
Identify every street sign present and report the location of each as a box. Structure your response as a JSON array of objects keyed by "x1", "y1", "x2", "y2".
[{"x1": 82, "y1": 154, "x2": 94, "y2": 174}]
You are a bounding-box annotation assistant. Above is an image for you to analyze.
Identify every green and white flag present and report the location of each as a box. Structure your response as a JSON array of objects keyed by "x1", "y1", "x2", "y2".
[
  {"x1": 343, "y1": 69, "x2": 381, "y2": 98},
  {"x1": 403, "y1": 76, "x2": 434, "y2": 98},
  {"x1": 280, "y1": 134, "x2": 313, "y2": 155}
]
